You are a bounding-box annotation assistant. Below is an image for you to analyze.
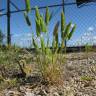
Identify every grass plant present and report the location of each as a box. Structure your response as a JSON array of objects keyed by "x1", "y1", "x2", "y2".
[{"x1": 24, "y1": 6, "x2": 76, "y2": 85}]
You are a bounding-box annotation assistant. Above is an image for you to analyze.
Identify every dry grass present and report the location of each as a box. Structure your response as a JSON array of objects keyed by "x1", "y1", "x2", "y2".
[{"x1": 35, "y1": 53, "x2": 65, "y2": 86}]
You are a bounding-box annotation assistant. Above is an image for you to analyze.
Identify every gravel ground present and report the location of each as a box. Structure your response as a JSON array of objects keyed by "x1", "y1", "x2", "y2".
[{"x1": 1, "y1": 52, "x2": 96, "y2": 96}]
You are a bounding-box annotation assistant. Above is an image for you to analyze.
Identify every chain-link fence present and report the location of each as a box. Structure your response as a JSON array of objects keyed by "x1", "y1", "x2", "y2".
[{"x1": 0, "y1": 0, "x2": 96, "y2": 47}]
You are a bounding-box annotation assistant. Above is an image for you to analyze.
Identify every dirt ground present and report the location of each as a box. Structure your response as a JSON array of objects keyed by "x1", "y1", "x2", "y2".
[{"x1": 1, "y1": 52, "x2": 96, "y2": 96}]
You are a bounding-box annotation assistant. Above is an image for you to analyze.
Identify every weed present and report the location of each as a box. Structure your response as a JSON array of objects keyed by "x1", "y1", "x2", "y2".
[
  {"x1": 81, "y1": 76, "x2": 93, "y2": 81},
  {"x1": 0, "y1": 78, "x2": 19, "y2": 91},
  {"x1": 85, "y1": 43, "x2": 92, "y2": 63},
  {"x1": 24, "y1": 7, "x2": 76, "y2": 85}
]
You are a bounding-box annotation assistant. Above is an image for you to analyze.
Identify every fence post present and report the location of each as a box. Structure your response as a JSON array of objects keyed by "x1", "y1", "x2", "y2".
[{"x1": 7, "y1": 0, "x2": 11, "y2": 45}]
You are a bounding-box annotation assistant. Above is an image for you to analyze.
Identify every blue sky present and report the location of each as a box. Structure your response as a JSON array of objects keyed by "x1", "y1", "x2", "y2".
[{"x1": 0, "y1": 0, "x2": 96, "y2": 47}]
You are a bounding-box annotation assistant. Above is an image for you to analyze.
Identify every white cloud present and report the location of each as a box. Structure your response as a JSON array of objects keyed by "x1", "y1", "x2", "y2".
[
  {"x1": 88, "y1": 27, "x2": 94, "y2": 31},
  {"x1": 93, "y1": 36, "x2": 96, "y2": 40}
]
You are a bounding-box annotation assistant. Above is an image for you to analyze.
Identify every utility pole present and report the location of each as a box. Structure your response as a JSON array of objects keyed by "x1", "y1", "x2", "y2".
[{"x1": 7, "y1": 0, "x2": 11, "y2": 45}]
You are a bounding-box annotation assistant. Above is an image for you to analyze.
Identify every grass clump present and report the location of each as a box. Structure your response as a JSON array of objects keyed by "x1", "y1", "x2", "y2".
[
  {"x1": 24, "y1": 7, "x2": 76, "y2": 85},
  {"x1": 81, "y1": 76, "x2": 93, "y2": 81},
  {"x1": 36, "y1": 53, "x2": 64, "y2": 85},
  {"x1": 0, "y1": 78, "x2": 19, "y2": 91}
]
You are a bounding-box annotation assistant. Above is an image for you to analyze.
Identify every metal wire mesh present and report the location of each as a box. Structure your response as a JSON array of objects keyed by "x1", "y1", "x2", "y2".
[{"x1": 0, "y1": 0, "x2": 96, "y2": 47}]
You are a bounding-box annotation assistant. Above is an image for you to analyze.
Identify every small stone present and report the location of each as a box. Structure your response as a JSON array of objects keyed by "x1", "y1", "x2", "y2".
[
  {"x1": 26, "y1": 88, "x2": 32, "y2": 93},
  {"x1": 5, "y1": 91, "x2": 14, "y2": 96},
  {"x1": 67, "y1": 92, "x2": 74, "y2": 96},
  {"x1": 37, "y1": 89, "x2": 47, "y2": 95},
  {"x1": 25, "y1": 92, "x2": 35, "y2": 96},
  {"x1": 53, "y1": 92, "x2": 60, "y2": 96}
]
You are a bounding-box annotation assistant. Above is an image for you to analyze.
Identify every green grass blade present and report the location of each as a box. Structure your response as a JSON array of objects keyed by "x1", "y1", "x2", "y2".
[
  {"x1": 53, "y1": 21, "x2": 59, "y2": 48},
  {"x1": 40, "y1": 15, "x2": 47, "y2": 32},
  {"x1": 25, "y1": 0, "x2": 31, "y2": 12},
  {"x1": 40, "y1": 37, "x2": 45, "y2": 53},
  {"x1": 35, "y1": 6, "x2": 40, "y2": 20},
  {"x1": 33, "y1": 38, "x2": 39, "y2": 50},
  {"x1": 61, "y1": 11, "x2": 65, "y2": 39},
  {"x1": 64, "y1": 22, "x2": 72, "y2": 40},
  {"x1": 68, "y1": 24, "x2": 76, "y2": 40},
  {"x1": 45, "y1": 7, "x2": 50, "y2": 25},
  {"x1": 35, "y1": 18, "x2": 41, "y2": 36}
]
